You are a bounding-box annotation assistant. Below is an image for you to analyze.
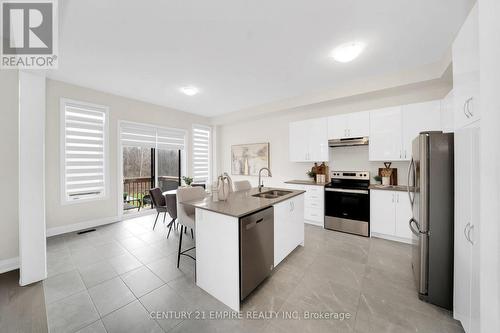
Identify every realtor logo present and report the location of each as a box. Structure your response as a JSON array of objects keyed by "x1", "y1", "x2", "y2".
[{"x1": 1, "y1": 0, "x2": 58, "y2": 69}]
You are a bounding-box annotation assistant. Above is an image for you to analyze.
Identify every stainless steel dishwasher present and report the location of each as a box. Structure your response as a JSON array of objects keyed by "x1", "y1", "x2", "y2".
[{"x1": 240, "y1": 206, "x2": 274, "y2": 300}]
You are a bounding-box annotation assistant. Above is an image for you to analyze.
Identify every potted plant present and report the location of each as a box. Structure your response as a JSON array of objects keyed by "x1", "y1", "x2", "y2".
[
  {"x1": 373, "y1": 175, "x2": 382, "y2": 184},
  {"x1": 306, "y1": 170, "x2": 317, "y2": 180},
  {"x1": 182, "y1": 176, "x2": 194, "y2": 187}
]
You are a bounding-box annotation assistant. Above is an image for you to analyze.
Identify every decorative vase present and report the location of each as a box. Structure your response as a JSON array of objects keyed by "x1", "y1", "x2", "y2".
[{"x1": 382, "y1": 176, "x2": 390, "y2": 186}]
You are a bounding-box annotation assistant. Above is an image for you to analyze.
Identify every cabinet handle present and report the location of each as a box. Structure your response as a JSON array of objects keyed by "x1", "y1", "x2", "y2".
[
  {"x1": 397, "y1": 193, "x2": 399, "y2": 203},
  {"x1": 466, "y1": 98, "x2": 474, "y2": 117},
  {"x1": 399, "y1": 150, "x2": 402, "y2": 159},
  {"x1": 464, "y1": 223, "x2": 470, "y2": 242},
  {"x1": 392, "y1": 194, "x2": 394, "y2": 203},
  {"x1": 463, "y1": 100, "x2": 471, "y2": 118},
  {"x1": 468, "y1": 224, "x2": 475, "y2": 245}
]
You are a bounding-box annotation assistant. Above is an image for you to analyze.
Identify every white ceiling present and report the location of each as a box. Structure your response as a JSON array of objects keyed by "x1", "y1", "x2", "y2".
[{"x1": 49, "y1": 0, "x2": 474, "y2": 117}]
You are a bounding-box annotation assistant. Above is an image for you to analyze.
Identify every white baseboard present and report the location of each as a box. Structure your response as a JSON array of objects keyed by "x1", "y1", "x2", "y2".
[
  {"x1": 46, "y1": 210, "x2": 156, "y2": 237},
  {"x1": 46, "y1": 216, "x2": 121, "y2": 237},
  {"x1": 0, "y1": 257, "x2": 19, "y2": 274},
  {"x1": 371, "y1": 232, "x2": 412, "y2": 244}
]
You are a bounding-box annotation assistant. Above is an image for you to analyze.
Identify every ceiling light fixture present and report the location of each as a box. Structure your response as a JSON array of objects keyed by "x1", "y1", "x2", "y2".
[
  {"x1": 330, "y1": 42, "x2": 365, "y2": 63},
  {"x1": 180, "y1": 86, "x2": 199, "y2": 96}
]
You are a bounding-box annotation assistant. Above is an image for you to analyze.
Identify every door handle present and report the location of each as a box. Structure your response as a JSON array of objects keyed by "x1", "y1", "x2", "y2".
[
  {"x1": 463, "y1": 101, "x2": 469, "y2": 118},
  {"x1": 409, "y1": 218, "x2": 420, "y2": 236}
]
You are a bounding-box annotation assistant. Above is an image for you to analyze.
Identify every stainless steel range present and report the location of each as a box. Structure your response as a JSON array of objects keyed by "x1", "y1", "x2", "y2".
[{"x1": 324, "y1": 171, "x2": 370, "y2": 237}]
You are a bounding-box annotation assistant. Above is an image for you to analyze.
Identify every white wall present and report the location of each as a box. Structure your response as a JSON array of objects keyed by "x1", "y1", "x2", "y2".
[
  {"x1": 329, "y1": 146, "x2": 409, "y2": 183},
  {"x1": 45, "y1": 79, "x2": 211, "y2": 233},
  {"x1": 478, "y1": 0, "x2": 500, "y2": 331},
  {"x1": 0, "y1": 70, "x2": 19, "y2": 271},
  {"x1": 216, "y1": 78, "x2": 450, "y2": 186}
]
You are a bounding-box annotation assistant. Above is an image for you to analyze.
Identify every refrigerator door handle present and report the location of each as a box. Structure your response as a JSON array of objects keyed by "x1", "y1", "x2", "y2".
[
  {"x1": 407, "y1": 158, "x2": 415, "y2": 207},
  {"x1": 409, "y1": 217, "x2": 421, "y2": 236}
]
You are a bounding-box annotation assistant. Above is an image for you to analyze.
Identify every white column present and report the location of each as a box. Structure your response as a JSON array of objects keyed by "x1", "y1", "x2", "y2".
[{"x1": 18, "y1": 71, "x2": 47, "y2": 285}]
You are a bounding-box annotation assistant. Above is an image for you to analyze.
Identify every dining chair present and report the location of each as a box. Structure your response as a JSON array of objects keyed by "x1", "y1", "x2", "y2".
[
  {"x1": 149, "y1": 188, "x2": 176, "y2": 238},
  {"x1": 176, "y1": 186, "x2": 205, "y2": 268},
  {"x1": 233, "y1": 180, "x2": 252, "y2": 191}
]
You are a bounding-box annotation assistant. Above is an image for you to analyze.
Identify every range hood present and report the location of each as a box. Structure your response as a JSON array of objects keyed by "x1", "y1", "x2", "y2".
[{"x1": 328, "y1": 137, "x2": 369, "y2": 147}]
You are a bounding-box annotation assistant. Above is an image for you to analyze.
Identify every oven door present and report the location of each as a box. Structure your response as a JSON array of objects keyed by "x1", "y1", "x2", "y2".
[{"x1": 325, "y1": 188, "x2": 370, "y2": 221}]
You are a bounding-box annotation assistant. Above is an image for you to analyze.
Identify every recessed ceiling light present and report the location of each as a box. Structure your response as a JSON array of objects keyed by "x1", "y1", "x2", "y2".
[
  {"x1": 330, "y1": 42, "x2": 365, "y2": 63},
  {"x1": 180, "y1": 86, "x2": 199, "y2": 96}
]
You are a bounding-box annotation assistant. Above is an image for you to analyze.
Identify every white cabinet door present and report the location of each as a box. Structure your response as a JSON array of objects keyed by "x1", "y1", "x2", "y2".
[
  {"x1": 453, "y1": 3, "x2": 480, "y2": 130},
  {"x1": 289, "y1": 121, "x2": 309, "y2": 162},
  {"x1": 369, "y1": 107, "x2": 403, "y2": 161},
  {"x1": 273, "y1": 194, "x2": 305, "y2": 267},
  {"x1": 401, "y1": 100, "x2": 442, "y2": 160},
  {"x1": 291, "y1": 194, "x2": 305, "y2": 251},
  {"x1": 370, "y1": 190, "x2": 396, "y2": 235},
  {"x1": 273, "y1": 200, "x2": 289, "y2": 266},
  {"x1": 394, "y1": 192, "x2": 412, "y2": 240},
  {"x1": 469, "y1": 127, "x2": 480, "y2": 333},
  {"x1": 453, "y1": 128, "x2": 472, "y2": 331},
  {"x1": 308, "y1": 117, "x2": 329, "y2": 161},
  {"x1": 347, "y1": 111, "x2": 370, "y2": 138},
  {"x1": 327, "y1": 114, "x2": 348, "y2": 139}
]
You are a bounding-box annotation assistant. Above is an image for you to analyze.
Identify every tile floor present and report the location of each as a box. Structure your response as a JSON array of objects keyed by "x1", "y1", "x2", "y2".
[{"x1": 45, "y1": 214, "x2": 464, "y2": 333}]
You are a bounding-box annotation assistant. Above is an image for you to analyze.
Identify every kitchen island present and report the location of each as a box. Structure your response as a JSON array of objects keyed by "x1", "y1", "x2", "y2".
[{"x1": 181, "y1": 187, "x2": 305, "y2": 311}]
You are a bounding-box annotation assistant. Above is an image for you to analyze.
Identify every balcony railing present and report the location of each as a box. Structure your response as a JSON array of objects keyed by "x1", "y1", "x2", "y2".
[{"x1": 123, "y1": 176, "x2": 180, "y2": 211}]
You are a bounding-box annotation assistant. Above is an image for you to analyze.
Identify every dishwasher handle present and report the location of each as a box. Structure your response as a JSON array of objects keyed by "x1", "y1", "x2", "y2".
[{"x1": 244, "y1": 217, "x2": 266, "y2": 230}]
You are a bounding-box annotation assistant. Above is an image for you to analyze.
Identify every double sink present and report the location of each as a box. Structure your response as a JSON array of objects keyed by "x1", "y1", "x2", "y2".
[{"x1": 252, "y1": 190, "x2": 292, "y2": 199}]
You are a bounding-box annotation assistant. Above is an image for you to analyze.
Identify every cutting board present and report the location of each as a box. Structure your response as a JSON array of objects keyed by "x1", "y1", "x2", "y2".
[{"x1": 378, "y1": 168, "x2": 398, "y2": 185}]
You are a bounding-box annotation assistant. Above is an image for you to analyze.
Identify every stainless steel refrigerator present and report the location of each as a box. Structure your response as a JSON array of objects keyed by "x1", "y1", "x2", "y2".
[{"x1": 407, "y1": 131, "x2": 454, "y2": 310}]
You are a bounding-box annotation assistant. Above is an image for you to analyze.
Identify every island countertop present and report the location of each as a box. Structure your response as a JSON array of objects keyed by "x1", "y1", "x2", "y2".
[{"x1": 180, "y1": 187, "x2": 306, "y2": 218}]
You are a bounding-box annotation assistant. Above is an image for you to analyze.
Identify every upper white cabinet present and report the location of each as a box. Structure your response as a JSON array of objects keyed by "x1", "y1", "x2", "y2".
[
  {"x1": 289, "y1": 117, "x2": 328, "y2": 162},
  {"x1": 369, "y1": 102, "x2": 442, "y2": 161},
  {"x1": 327, "y1": 111, "x2": 369, "y2": 139},
  {"x1": 452, "y1": 3, "x2": 480, "y2": 129},
  {"x1": 401, "y1": 100, "x2": 442, "y2": 159},
  {"x1": 369, "y1": 107, "x2": 403, "y2": 161}
]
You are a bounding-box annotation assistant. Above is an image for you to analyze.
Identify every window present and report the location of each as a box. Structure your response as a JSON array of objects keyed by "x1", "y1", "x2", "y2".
[
  {"x1": 120, "y1": 122, "x2": 186, "y2": 208},
  {"x1": 61, "y1": 99, "x2": 108, "y2": 203},
  {"x1": 192, "y1": 124, "x2": 212, "y2": 184}
]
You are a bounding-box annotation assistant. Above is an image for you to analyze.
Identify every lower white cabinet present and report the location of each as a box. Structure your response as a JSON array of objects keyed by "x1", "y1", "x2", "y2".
[
  {"x1": 273, "y1": 194, "x2": 305, "y2": 266},
  {"x1": 370, "y1": 189, "x2": 412, "y2": 243},
  {"x1": 454, "y1": 126, "x2": 480, "y2": 333},
  {"x1": 284, "y1": 184, "x2": 324, "y2": 226}
]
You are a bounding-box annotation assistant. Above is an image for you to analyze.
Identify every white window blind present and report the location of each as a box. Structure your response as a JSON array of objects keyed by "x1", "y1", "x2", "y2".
[
  {"x1": 192, "y1": 125, "x2": 211, "y2": 184},
  {"x1": 120, "y1": 123, "x2": 186, "y2": 151},
  {"x1": 120, "y1": 123, "x2": 156, "y2": 148},
  {"x1": 61, "y1": 99, "x2": 108, "y2": 203}
]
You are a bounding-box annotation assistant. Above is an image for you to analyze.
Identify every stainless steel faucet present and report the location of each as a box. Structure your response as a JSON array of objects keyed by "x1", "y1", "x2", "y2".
[{"x1": 258, "y1": 167, "x2": 272, "y2": 192}]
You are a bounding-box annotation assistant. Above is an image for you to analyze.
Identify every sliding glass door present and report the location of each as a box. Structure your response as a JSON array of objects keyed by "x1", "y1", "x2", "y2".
[{"x1": 120, "y1": 122, "x2": 185, "y2": 214}]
